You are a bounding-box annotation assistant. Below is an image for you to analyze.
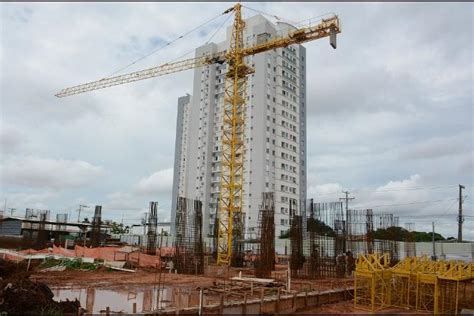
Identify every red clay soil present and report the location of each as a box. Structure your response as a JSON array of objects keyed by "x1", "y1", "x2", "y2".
[
  {"x1": 31, "y1": 266, "x2": 354, "y2": 293},
  {"x1": 295, "y1": 300, "x2": 430, "y2": 314},
  {"x1": 291, "y1": 277, "x2": 354, "y2": 292},
  {"x1": 31, "y1": 268, "x2": 218, "y2": 288}
]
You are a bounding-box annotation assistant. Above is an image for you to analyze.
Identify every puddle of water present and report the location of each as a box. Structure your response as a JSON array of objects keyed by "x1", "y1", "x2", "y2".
[{"x1": 51, "y1": 285, "x2": 175, "y2": 313}]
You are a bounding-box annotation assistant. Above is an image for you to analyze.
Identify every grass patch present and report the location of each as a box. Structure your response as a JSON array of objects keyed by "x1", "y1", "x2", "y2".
[{"x1": 39, "y1": 258, "x2": 97, "y2": 271}]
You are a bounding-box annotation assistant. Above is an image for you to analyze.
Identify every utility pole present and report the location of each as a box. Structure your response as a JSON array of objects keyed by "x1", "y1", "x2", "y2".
[
  {"x1": 340, "y1": 190, "x2": 355, "y2": 222},
  {"x1": 458, "y1": 184, "x2": 465, "y2": 242},
  {"x1": 340, "y1": 191, "x2": 355, "y2": 213},
  {"x1": 340, "y1": 191, "x2": 354, "y2": 253},
  {"x1": 77, "y1": 204, "x2": 90, "y2": 223},
  {"x1": 432, "y1": 221, "x2": 437, "y2": 261}
]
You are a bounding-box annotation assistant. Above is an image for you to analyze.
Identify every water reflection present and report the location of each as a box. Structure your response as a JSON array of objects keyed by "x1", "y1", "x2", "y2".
[{"x1": 51, "y1": 285, "x2": 173, "y2": 313}]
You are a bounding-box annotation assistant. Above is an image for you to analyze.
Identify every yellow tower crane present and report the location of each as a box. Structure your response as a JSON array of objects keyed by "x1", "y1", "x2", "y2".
[{"x1": 56, "y1": 3, "x2": 341, "y2": 266}]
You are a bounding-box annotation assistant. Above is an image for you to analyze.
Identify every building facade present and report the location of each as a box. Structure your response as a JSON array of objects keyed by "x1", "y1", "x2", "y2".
[
  {"x1": 171, "y1": 15, "x2": 307, "y2": 242},
  {"x1": 170, "y1": 94, "x2": 192, "y2": 235}
]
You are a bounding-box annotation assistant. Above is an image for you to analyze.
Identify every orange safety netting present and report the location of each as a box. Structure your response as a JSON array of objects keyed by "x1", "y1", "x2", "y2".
[{"x1": 2, "y1": 245, "x2": 174, "y2": 268}]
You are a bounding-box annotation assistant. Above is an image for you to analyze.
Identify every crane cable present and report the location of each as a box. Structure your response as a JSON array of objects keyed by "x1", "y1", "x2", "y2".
[
  {"x1": 104, "y1": 8, "x2": 232, "y2": 79},
  {"x1": 241, "y1": 5, "x2": 297, "y2": 25},
  {"x1": 166, "y1": 8, "x2": 234, "y2": 65},
  {"x1": 242, "y1": 5, "x2": 335, "y2": 29}
]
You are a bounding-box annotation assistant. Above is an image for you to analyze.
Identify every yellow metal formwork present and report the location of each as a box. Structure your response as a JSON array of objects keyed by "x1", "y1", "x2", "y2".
[
  {"x1": 354, "y1": 253, "x2": 392, "y2": 311},
  {"x1": 355, "y1": 255, "x2": 474, "y2": 315},
  {"x1": 391, "y1": 257, "x2": 418, "y2": 309}
]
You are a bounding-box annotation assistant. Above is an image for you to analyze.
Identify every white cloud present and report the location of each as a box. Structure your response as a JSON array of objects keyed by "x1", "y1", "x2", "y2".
[
  {"x1": 308, "y1": 182, "x2": 343, "y2": 200},
  {"x1": 376, "y1": 174, "x2": 422, "y2": 192},
  {"x1": 1, "y1": 156, "x2": 105, "y2": 189},
  {"x1": 134, "y1": 168, "x2": 173, "y2": 196}
]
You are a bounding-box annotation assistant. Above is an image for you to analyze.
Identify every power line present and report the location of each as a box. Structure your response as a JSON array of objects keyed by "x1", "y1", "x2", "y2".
[
  {"x1": 339, "y1": 190, "x2": 354, "y2": 214},
  {"x1": 354, "y1": 197, "x2": 457, "y2": 209},
  {"x1": 311, "y1": 184, "x2": 461, "y2": 197}
]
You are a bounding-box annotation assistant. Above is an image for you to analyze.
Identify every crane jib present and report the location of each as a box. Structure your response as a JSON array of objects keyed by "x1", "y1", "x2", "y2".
[{"x1": 55, "y1": 4, "x2": 342, "y2": 269}]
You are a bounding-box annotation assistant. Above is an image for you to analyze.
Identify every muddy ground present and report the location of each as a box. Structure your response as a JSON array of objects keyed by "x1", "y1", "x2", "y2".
[
  {"x1": 31, "y1": 268, "x2": 217, "y2": 288},
  {"x1": 31, "y1": 267, "x2": 353, "y2": 293},
  {"x1": 295, "y1": 300, "x2": 430, "y2": 314}
]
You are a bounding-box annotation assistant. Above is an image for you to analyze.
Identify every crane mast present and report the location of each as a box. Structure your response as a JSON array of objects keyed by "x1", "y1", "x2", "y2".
[
  {"x1": 55, "y1": 3, "x2": 341, "y2": 266},
  {"x1": 217, "y1": 3, "x2": 253, "y2": 265}
]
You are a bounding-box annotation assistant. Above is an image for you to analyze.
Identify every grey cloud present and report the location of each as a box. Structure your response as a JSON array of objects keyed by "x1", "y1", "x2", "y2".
[
  {"x1": 3, "y1": 191, "x2": 58, "y2": 213},
  {"x1": 0, "y1": 3, "x2": 472, "y2": 238},
  {"x1": 0, "y1": 123, "x2": 25, "y2": 153},
  {"x1": 1, "y1": 156, "x2": 106, "y2": 189},
  {"x1": 458, "y1": 153, "x2": 473, "y2": 176},
  {"x1": 399, "y1": 135, "x2": 471, "y2": 160}
]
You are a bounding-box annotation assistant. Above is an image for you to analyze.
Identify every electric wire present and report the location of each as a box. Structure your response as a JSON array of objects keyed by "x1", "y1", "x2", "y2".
[
  {"x1": 354, "y1": 197, "x2": 457, "y2": 209},
  {"x1": 311, "y1": 184, "x2": 461, "y2": 197}
]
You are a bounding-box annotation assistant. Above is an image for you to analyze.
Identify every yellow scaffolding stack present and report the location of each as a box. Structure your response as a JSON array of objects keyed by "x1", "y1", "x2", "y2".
[
  {"x1": 355, "y1": 254, "x2": 474, "y2": 315},
  {"x1": 391, "y1": 256, "x2": 418, "y2": 309},
  {"x1": 353, "y1": 253, "x2": 392, "y2": 311}
]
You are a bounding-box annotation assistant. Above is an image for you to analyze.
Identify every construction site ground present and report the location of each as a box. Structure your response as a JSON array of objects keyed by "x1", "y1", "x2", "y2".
[
  {"x1": 295, "y1": 301, "x2": 429, "y2": 314},
  {"x1": 31, "y1": 265, "x2": 353, "y2": 292},
  {"x1": 30, "y1": 267, "x2": 357, "y2": 314}
]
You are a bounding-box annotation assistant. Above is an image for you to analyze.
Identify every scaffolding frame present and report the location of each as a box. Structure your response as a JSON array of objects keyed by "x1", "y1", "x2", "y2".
[
  {"x1": 355, "y1": 255, "x2": 474, "y2": 314},
  {"x1": 354, "y1": 253, "x2": 392, "y2": 312}
]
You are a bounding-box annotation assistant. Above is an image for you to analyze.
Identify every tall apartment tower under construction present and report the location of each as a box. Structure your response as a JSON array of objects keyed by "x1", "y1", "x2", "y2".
[{"x1": 171, "y1": 15, "x2": 307, "y2": 240}]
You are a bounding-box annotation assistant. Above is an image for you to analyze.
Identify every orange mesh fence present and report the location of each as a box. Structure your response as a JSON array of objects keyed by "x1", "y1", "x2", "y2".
[
  {"x1": 4, "y1": 245, "x2": 164, "y2": 268},
  {"x1": 20, "y1": 248, "x2": 49, "y2": 255},
  {"x1": 138, "y1": 253, "x2": 161, "y2": 268},
  {"x1": 52, "y1": 244, "x2": 76, "y2": 257}
]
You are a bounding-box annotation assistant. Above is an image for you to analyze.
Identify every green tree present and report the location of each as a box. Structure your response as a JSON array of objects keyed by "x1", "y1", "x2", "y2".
[
  {"x1": 110, "y1": 222, "x2": 130, "y2": 234},
  {"x1": 307, "y1": 218, "x2": 336, "y2": 237}
]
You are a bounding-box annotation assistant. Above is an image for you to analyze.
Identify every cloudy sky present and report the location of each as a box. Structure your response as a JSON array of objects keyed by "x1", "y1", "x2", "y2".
[{"x1": 1, "y1": 2, "x2": 472, "y2": 239}]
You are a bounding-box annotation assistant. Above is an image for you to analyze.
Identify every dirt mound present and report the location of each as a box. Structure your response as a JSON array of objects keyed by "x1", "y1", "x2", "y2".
[
  {"x1": 0, "y1": 259, "x2": 81, "y2": 314},
  {"x1": 0, "y1": 259, "x2": 29, "y2": 279}
]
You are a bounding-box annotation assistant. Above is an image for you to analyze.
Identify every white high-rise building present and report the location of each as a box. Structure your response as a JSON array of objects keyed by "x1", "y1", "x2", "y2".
[{"x1": 171, "y1": 15, "x2": 307, "y2": 241}]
